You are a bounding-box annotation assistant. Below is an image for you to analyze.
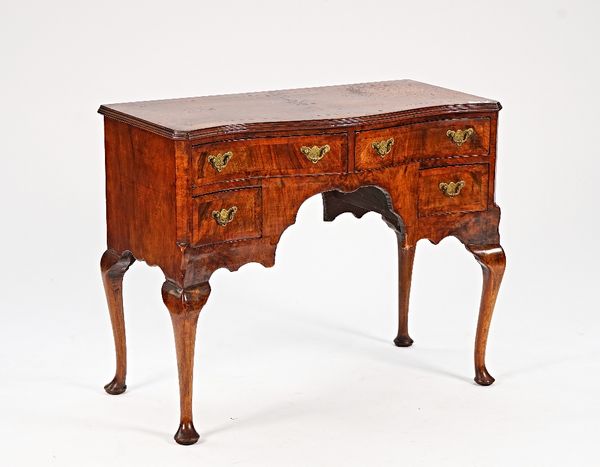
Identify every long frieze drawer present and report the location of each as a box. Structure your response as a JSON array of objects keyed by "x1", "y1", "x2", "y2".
[
  {"x1": 417, "y1": 164, "x2": 489, "y2": 217},
  {"x1": 191, "y1": 187, "x2": 262, "y2": 246},
  {"x1": 355, "y1": 118, "x2": 490, "y2": 170},
  {"x1": 192, "y1": 134, "x2": 347, "y2": 185}
]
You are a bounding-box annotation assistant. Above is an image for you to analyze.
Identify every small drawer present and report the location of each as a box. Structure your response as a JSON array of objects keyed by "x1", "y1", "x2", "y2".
[
  {"x1": 418, "y1": 164, "x2": 488, "y2": 217},
  {"x1": 355, "y1": 117, "x2": 490, "y2": 170},
  {"x1": 354, "y1": 134, "x2": 396, "y2": 171},
  {"x1": 192, "y1": 134, "x2": 347, "y2": 185},
  {"x1": 191, "y1": 187, "x2": 262, "y2": 246}
]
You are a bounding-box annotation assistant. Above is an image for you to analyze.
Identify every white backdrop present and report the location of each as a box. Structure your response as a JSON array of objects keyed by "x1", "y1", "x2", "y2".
[{"x1": 1, "y1": 1, "x2": 599, "y2": 466}]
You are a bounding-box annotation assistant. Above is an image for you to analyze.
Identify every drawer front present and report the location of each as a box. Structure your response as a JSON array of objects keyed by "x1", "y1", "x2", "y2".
[
  {"x1": 354, "y1": 133, "x2": 396, "y2": 170},
  {"x1": 191, "y1": 187, "x2": 262, "y2": 245},
  {"x1": 418, "y1": 164, "x2": 489, "y2": 217},
  {"x1": 193, "y1": 134, "x2": 347, "y2": 185},
  {"x1": 355, "y1": 118, "x2": 490, "y2": 170}
]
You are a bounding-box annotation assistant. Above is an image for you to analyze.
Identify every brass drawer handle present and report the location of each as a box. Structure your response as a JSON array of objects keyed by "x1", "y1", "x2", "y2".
[
  {"x1": 212, "y1": 206, "x2": 238, "y2": 226},
  {"x1": 446, "y1": 128, "x2": 474, "y2": 146},
  {"x1": 300, "y1": 145, "x2": 330, "y2": 164},
  {"x1": 207, "y1": 151, "x2": 233, "y2": 172},
  {"x1": 439, "y1": 180, "x2": 465, "y2": 197},
  {"x1": 371, "y1": 138, "x2": 394, "y2": 157}
]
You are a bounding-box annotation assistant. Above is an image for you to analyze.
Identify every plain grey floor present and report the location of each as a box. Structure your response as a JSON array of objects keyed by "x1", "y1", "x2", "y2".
[{"x1": 2, "y1": 200, "x2": 598, "y2": 466}]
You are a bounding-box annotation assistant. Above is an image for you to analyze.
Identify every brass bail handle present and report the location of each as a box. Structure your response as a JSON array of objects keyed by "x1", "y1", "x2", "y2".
[
  {"x1": 371, "y1": 137, "x2": 394, "y2": 157},
  {"x1": 300, "y1": 145, "x2": 330, "y2": 164},
  {"x1": 446, "y1": 128, "x2": 475, "y2": 146},
  {"x1": 439, "y1": 180, "x2": 465, "y2": 197},
  {"x1": 212, "y1": 206, "x2": 238, "y2": 226},
  {"x1": 208, "y1": 151, "x2": 233, "y2": 172}
]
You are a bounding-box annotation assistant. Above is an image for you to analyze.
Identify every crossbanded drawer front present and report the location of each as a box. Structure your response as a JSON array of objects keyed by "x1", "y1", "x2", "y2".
[
  {"x1": 355, "y1": 117, "x2": 490, "y2": 170},
  {"x1": 192, "y1": 134, "x2": 347, "y2": 185},
  {"x1": 418, "y1": 164, "x2": 489, "y2": 217},
  {"x1": 191, "y1": 187, "x2": 262, "y2": 246}
]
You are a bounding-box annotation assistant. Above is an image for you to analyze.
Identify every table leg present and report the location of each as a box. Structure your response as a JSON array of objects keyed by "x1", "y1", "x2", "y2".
[
  {"x1": 394, "y1": 241, "x2": 416, "y2": 347},
  {"x1": 161, "y1": 281, "x2": 211, "y2": 445},
  {"x1": 101, "y1": 249, "x2": 135, "y2": 395},
  {"x1": 466, "y1": 244, "x2": 506, "y2": 386}
]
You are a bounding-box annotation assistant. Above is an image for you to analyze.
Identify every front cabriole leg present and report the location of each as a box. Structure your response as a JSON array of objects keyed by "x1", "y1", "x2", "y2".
[
  {"x1": 466, "y1": 244, "x2": 506, "y2": 386},
  {"x1": 161, "y1": 280, "x2": 211, "y2": 445}
]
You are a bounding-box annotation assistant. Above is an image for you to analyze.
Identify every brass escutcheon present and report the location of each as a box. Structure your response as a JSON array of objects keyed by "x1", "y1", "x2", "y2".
[
  {"x1": 207, "y1": 151, "x2": 233, "y2": 172},
  {"x1": 300, "y1": 145, "x2": 330, "y2": 164},
  {"x1": 439, "y1": 180, "x2": 466, "y2": 197},
  {"x1": 212, "y1": 206, "x2": 238, "y2": 226},
  {"x1": 446, "y1": 128, "x2": 475, "y2": 146},
  {"x1": 371, "y1": 137, "x2": 394, "y2": 157}
]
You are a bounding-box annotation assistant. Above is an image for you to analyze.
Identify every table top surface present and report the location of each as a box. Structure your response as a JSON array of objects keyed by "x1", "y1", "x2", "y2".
[{"x1": 99, "y1": 80, "x2": 499, "y2": 139}]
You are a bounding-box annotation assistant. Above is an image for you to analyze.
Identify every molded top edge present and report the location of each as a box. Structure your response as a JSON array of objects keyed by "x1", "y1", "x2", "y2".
[{"x1": 99, "y1": 80, "x2": 500, "y2": 140}]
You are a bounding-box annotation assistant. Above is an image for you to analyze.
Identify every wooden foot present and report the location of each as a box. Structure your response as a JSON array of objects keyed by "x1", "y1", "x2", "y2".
[
  {"x1": 394, "y1": 241, "x2": 415, "y2": 347},
  {"x1": 174, "y1": 421, "x2": 200, "y2": 446},
  {"x1": 466, "y1": 244, "x2": 506, "y2": 386},
  {"x1": 161, "y1": 281, "x2": 211, "y2": 445},
  {"x1": 101, "y1": 249, "x2": 135, "y2": 395}
]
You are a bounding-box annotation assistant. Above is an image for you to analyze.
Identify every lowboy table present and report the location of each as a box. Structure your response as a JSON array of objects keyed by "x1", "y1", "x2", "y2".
[{"x1": 98, "y1": 80, "x2": 506, "y2": 445}]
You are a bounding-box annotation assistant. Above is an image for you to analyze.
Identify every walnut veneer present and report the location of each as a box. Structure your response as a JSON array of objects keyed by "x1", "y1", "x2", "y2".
[{"x1": 98, "y1": 80, "x2": 506, "y2": 445}]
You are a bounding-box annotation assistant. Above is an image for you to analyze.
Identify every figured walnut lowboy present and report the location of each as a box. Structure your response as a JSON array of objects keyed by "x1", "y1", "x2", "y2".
[{"x1": 98, "y1": 80, "x2": 506, "y2": 445}]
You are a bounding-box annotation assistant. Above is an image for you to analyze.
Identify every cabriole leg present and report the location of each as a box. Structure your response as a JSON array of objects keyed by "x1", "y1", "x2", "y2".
[
  {"x1": 101, "y1": 249, "x2": 135, "y2": 395},
  {"x1": 161, "y1": 281, "x2": 211, "y2": 445},
  {"x1": 466, "y1": 244, "x2": 506, "y2": 386},
  {"x1": 394, "y1": 240, "x2": 416, "y2": 347}
]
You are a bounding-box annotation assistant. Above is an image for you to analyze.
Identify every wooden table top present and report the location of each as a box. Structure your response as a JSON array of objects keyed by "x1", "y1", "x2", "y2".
[{"x1": 99, "y1": 80, "x2": 500, "y2": 139}]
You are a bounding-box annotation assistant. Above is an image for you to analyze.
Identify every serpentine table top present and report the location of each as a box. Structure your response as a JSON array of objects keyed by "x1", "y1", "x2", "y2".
[{"x1": 99, "y1": 79, "x2": 499, "y2": 139}]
